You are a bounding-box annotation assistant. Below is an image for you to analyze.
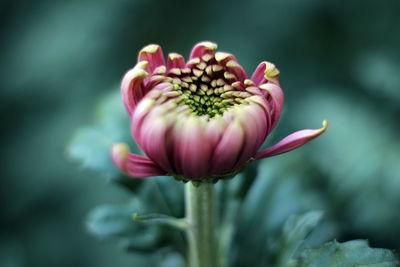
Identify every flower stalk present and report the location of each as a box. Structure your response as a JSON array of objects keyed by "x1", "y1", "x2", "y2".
[{"x1": 185, "y1": 182, "x2": 217, "y2": 267}]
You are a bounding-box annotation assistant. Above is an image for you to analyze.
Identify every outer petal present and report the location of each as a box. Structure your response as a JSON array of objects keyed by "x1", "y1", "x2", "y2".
[
  {"x1": 189, "y1": 41, "x2": 218, "y2": 59},
  {"x1": 111, "y1": 143, "x2": 166, "y2": 178},
  {"x1": 232, "y1": 106, "x2": 264, "y2": 170},
  {"x1": 247, "y1": 95, "x2": 272, "y2": 135},
  {"x1": 138, "y1": 115, "x2": 174, "y2": 173},
  {"x1": 138, "y1": 44, "x2": 166, "y2": 73},
  {"x1": 211, "y1": 118, "x2": 245, "y2": 174},
  {"x1": 259, "y1": 83, "x2": 284, "y2": 129},
  {"x1": 176, "y1": 115, "x2": 211, "y2": 179},
  {"x1": 131, "y1": 97, "x2": 157, "y2": 140},
  {"x1": 251, "y1": 61, "x2": 280, "y2": 86},
  {"x1": 255, "y1": 120, "x2": 329, "y2": 159},
  {"x1": 205, "y1": 115, "x2": 228, "y2": 148},
  {"x1": 121, "y1": 61, "x2": 149, "y2": 115}
]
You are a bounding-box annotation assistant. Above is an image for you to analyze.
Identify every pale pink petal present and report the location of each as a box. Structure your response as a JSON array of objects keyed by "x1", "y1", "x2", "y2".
[
  {"x1": 176, "y1": 116, "x2": 211, "y2": 179},
  {"x1": 189, "y1": 41, "x2": 218, "y2": 59},
  {"x1": 131, "y1": 98, "x2": 157, "y2": 140},
  {"x1": 167, "y1": 53, "x2": 186, "y2": 69},
  {"x1": 251, "y1": 61, "x2": 280, "y2": 86},
  {"x1": 247, "y1": 95, "x2": 272, "y2": 135},
  {"x1": 143, "y1": 75, "x2": 166, "y2": 89},
  {"x1": 170, "y1": 114, "x2": 186, "y2": 174},
  {"x1": 226, "y1": 60, "x2": 248, "y2": 82},
  {"x1": 214, "y1": 52, "x2": 238, "y2": 64},
  {"x1": 232, "y1": 107, "x2": 264, "y2": 170},
  {"x1": 211, "y1": 118, "x2": 245, "y2": 174},
  {"x1": 242, "y1": 104, "x2": 269, "y2": 148},
  {"x1": 259, "y1": 83, "x2": 284, "y2": 129},
  {"x1": 111, "y1": 143, "x2": 166, "y2": 178},
  {"x1": 255, "y1": 120, "x2": 329, "y2": 159},
  {"x1": 205, "y1": 115, "x2": 228, "y2": 148},
  {"x1": 251, "y1": 62, "x2": 266, "y2": 86},
  {"x1": 245, "y1": 85, "x2": 264, "y2": 97},
  {"x1": 215, "y1": 52, "x2": 248, "y2": 82},
  {"x1": 121, "y1": 61, "x2": 149, "y2": 116},
  {"x1": 131, "y1": 87, "x2": 172, "y2": 141},
  {"x1": 138, "y1": 44, "x2": 166, "y2": 73},
  {"x1": 138, "y1": 115, "x2": 174, "y2": 173}
]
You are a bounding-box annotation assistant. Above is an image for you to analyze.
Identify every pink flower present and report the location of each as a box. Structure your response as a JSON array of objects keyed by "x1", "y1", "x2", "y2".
[{"x1": 112, "y1": 42, "x2": 328, "y2": 181}]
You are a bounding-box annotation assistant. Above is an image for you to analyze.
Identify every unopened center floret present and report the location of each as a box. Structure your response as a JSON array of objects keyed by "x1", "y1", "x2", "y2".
[{"x1": 166, "y1": 54, "x2": 249, "y2": 117}]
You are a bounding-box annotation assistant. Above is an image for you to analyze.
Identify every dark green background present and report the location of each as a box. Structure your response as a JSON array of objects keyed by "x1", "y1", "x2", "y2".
[{"x1": 1, "y1": 0, "x2": 399, "y2": 266}]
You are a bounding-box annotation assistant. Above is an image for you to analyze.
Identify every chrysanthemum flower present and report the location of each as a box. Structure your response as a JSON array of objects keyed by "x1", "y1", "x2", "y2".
[{"x1": 112, "y1": 42, "x2": 328, "y2": 182}]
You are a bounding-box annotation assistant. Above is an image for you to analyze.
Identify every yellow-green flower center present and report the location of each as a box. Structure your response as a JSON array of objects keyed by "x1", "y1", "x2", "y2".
[{"x1": 166, "y1": 55, "x2": 250, "y2": 117}]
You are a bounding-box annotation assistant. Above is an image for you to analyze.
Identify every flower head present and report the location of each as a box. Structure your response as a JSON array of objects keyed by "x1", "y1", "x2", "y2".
[{"x1": 112, "y1": 42, "x2": 328, "y2": 182}]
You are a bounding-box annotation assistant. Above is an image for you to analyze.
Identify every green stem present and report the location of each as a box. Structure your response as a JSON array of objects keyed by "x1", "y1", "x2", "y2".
[{"x1": 185, "y1": 182, "x2": 217, "y2": 267}]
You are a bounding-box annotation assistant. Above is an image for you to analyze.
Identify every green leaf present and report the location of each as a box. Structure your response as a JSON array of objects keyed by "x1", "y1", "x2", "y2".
[
  {"x1": 294, "y1": 240, "x2": 400, "y2": 267},
  {"x1": 229, "y1": 158, "x2": 328, "y2": 267},
  {"x1": 68, "y1": 126, "x2": 120, "y2": 179},
  {"x1": 86, "y1": 201, "x2": 161, "y2": 250},
  {"x1": 67, "y1": 91, "x2": 139, "y2": 180},
  {"x1": 276, "y1": 211, "x2": 324, "y2": 267}
]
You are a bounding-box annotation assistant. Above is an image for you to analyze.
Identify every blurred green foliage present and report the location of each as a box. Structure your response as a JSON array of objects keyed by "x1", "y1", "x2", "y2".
[{"x1": 1, "y1": 0, "x2": 400, "y2": 266}]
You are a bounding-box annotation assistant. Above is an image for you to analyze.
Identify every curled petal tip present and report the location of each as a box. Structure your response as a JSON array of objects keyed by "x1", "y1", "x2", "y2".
[
  {"x1": 141, "y1": 44, "x2": 160, "y2": 54},
  {"x1": 264, "y1": 62, "x2": 280, "y2": 78},
  {"x1": 138, "y1": 44, "x2": 165, "y2": 72},
  {"x1": 189, "y1": 41, "x2": 218, "y2": 59},
  {"x1": 197, "y1": 41, "x2": 218, "y2": 50},
  {"x1": 251, "y1": 61, "x2": 280, "y2": 86},
  {"x1": 111, "y1": 143, "x2": 167, "y2": 178},
  {"x1": 111, "y1": 143, "x2": 130, "y2": 172},
  {"x1": 167, "y1": 53, "x2": 185, "y2": 69},
  {"x1": 124, "y1": 61, "x2": 149, "y2": 79},
  {"x1": 215, "y1": 52, "x2": 231, "y2": 62},
  {"x1": 121, "y1": 61, "x2": 149, "y2": 115},
  {"x1": 168, "y1": 53, "x2": 183, "y2": 60},
  {"x1": 321, "y1": 120, "x2": 329, "y2": 132}
]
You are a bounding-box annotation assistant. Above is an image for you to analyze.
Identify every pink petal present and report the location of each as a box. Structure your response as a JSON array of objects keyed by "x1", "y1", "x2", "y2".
[
  {"x1": 189, "y1": 41, "x2": 218, "y2": 59},
  {"x1": 214, "y1": 52, "x2": 238, "y2": 64},
  {"x1": 121, "y1": 61, "x2": 149, "y2": 116},
  {"x1": 138, "y1": 44, "x2": 166, "y2": 73},
  {"x1": 130, "y1": 84, "x2": 174, "y2": 139},
  {"x1": 138, "y1": 115, "x2": 174, "y2": 173},
  {"x1": 167, "y1": 53, "x2": 186, "y2": 69},
  {"x1": 211, "y1": 118, "x2": 245, "y2": 174},
  {"x1": 131, "y1": 98, "x2": 157, "y2": 140},
  {"x1": 255, "y1": 120, "x2": 329, "y2": 159},
  {"x1": 176, "y1": 116, "x2": 211, "y2": 179},
  {"x1": 205, "y1": 115, "x2": 228, "y2": 148},
  {"x1": 259, "y1": 83, "x2": 284, "y2": 129},
  {"x1": 232, "y1": 106, "x2": 265, "y2": 170},
  {"x1": 226, "y1": 60, "x2": 248, "y2": 82},
  {"x1": 170, "y1": 114, "x2": 186, "y2": 174},
  {"x1": 251, "y1": 61, "x2": 280, "y2": 86},
  {"x1": 243, "y1": 104, "x2": 269, "y2": 148},
  {"x1": 215, "y1": 52, "x2": 248, "y2": 82},
  {"x1": 130, "y1": 83, "x2": 174, "y2": 140},
  {"x1": 247, "y1": 95, "x2": 272, "y2": 135},
  {"x1": 111, "y1": 143, "x2": 166, "y2": 178}
]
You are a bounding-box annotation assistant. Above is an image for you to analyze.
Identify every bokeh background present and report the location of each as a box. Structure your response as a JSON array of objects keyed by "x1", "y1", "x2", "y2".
[{"x1": 1, "y1": 0, "x2": 399, "y2": 266}]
